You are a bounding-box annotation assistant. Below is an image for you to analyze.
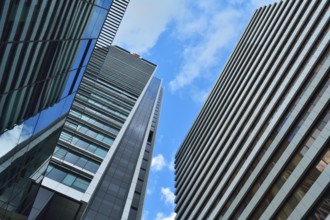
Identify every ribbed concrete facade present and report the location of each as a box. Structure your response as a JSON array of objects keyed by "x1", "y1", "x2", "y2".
[{"x1": 175, "y1": 0, "x2": 330, "y2": 219}]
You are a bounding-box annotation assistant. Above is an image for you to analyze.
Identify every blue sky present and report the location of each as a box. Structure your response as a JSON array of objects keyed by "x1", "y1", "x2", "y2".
[{"x1": 113, "y1": 0, "x2": 275, "y2": 219}]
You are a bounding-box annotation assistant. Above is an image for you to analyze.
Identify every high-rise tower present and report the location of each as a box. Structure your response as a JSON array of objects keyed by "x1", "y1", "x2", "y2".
[
  {"x1": 175, "y1": 0, "x2": 330, "y2": 219},
  {"x1": 0, "y1": 0, "x2": 124, "y2": 133},
  {"x1": 30, "y1": 46, "x2": 163, "y2": 220},
  {"x1": 0, "y1": 1, "x2": 129, "y2": 218}
]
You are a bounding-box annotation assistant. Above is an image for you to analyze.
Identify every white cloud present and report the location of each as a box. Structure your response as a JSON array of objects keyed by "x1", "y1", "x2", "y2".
[
  {"x1": 167, "y1": 152, "x2": 176, "y2": 172},
  {"x1": 155, "y1": 212, "x2": 176, "y2": 220},
  {"x1": 0, "y1": 124, "x2": 32, "y2": 157},
  {"x1": 168, "y1": 158, "x2": 175, "y2": 172},
  {"x1": 113, "y1": 0, "x2": 185, "y2": 54},
  {"x1": 151, "y1": 154, "x2": 166, "y2": 171},
  {"x1": 113, "y1": 0, "x2": 276, "y2": 104},
  {"x1": 169, "y1": 3, "x2": 245, "y2": 92},
  {"x1": 191, "y1": 87, "x2": 211, "y2": 104},
  {"x1": 161, "y1": 187, "x2": 175, "y2": 206},
  {"x1": 151, "y1": 154, "x2": 175, "y2": 172},
  {"x1": 167, "y1": 0, "x2": 277, "y2": 102}
]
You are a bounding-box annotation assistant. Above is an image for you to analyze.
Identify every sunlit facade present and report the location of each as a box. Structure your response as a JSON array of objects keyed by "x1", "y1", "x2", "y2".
[
  {"x1": 30, "y1": 46, "x2": 163, "y2": 220},
  {"x1": 175, "y1": 0, "x2": 330, "y2": 219},
  {"x1": 0, "y1": 1, "x2": 129, "y2": 218}
]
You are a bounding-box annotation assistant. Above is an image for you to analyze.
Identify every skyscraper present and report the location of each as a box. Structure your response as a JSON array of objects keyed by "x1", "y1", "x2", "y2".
[
  {"x1": 175, "y1": 0, "x2": 330, "y2": 219},
  {"x1": 0, "y1": 0, "x2": 119, "y2": 133},
  {"x1": 29, "y1": 46, "x2": 163, "y2": 220},
  {"x1": 0, "y1": 1, "x2": 129, "y2": 218}
]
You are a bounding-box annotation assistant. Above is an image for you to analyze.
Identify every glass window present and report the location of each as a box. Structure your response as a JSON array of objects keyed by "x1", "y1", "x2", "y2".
[
  {"x1": 78, "y1": 125, "x2": 89, "y2": 134},
  {"x1": 46, "y1": 165, "x2": 53, "y2": 174},
  {"x1": 46, "y1": 165, "x2": 91, "y2": 192},
  {"x1": 87, "y1": 144, "x2": 97, "y2": 152},
  {"x1": 86, "y1": 129, "x2": 97, "y2": 137},
  {"x1": 103, "y1": 137, "x2": 113, "y2": 145},
  {"x1": 54, "y1": 146, "x2": 100, "y2": 173},
  {"x1": 69, "y1": 122, "x2": 115, "y2": 145},
  {"x1": 95, "y1": 148, "x2": 107, "y2": 157},
  {"x1": 275, "y1": 147, "x2": 330, "y2": 218},
  {"x1": 96, "y1": 133, "x2": 104, "y2": 141},
  {"x1": 322, "y1": 150, "x2": 330, "y2": 164},
  {"x1": 306, "y1": 187, "x2": 330, "y2": 219},
  {"x1": 62, "y1": 174, "x2": 76, "y2": 185},
  {"x1": 54, "y1": 147, "x2": 66, "y2": 160},
  {"x1": 76, "y1": 157, "x2": 88, "y2": 168},
  {"x1": 85, "y1": 161, "x2": 99, "y2": 173},
  {"x1": 73, "y1": 178, "x2": 89, "y2": 191},
  {"x1": 46, "y1": 167, "x2": 66, "y2": 182},
  {"x1": 76, "y1": 140, "x2": 89, "y2": 149},
  {"x1": 65, "y1": 152, "x2": 79, "y2": 164}
]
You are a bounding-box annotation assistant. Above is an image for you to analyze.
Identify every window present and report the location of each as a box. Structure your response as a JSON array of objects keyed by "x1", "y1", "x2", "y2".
[
  {"x1": 53, "y1": 146, "x2": 100, "y2": 173},
  {"x1": 46, "y1": 165, "x2": 90, "y2": 192},
  {"x1": 60, "y1": 131, "x2": 108, "y2": 158}
]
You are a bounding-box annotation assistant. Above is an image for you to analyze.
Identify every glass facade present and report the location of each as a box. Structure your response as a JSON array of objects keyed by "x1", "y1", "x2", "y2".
[
  {"x1": 0, "y1": 0, "x2": 111, "y2": 133},
  {"x1": 0, "y1": 118, "x2": 64, "y2": 219},
  {"x1": 83, "y1": 78, "x2": 161, "y2": 220},
  {"x1": 53, "y1": 146, "x2": 100, "y2": 173},
  {"x1": 0, "y1": 0, "x2": 126, "y2": 218},
  {"x1": 29, "y1": 46, "x2": 162, "y2": 220},
  {"x1": 45, "y1": 165, "x2": 90, "y2": 192},
  {"x1": 128, "y1": 88, "x2": 163, "y2": 220},
  {"x1": 60, "y1": 131, "x2": 109, "y2": 158}
]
